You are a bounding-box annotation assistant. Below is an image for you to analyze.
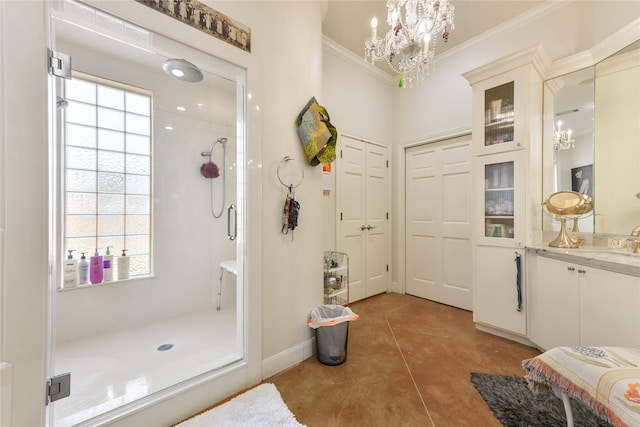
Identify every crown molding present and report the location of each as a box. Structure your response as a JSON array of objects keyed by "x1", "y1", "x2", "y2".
[
  {"x1": 437, "y1": 1, "x2": 567, "y2": 64},
  {"x1": 462, "y1": 44, "x2": 551, "y2": 85},
  {"x1": 322, "y1": 35, "x2": 396, "y2": 86},
  {"x1": 546, "y1": 17, "x2": 640, "y2": 79}
]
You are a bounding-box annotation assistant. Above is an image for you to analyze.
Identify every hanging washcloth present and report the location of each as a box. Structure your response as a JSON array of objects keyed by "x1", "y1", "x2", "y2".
[{"x1": 200, "y1": 161, "x2": 220, "y2": 179}]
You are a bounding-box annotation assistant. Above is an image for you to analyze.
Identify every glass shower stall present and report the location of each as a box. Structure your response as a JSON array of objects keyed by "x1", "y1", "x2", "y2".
[{"x1": 47, "y1": 1, "x2": 246, "y2": 424}]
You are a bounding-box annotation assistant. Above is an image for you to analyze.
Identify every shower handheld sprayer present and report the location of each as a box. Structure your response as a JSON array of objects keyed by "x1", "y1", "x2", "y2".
[{"x1": 200, "y1": 137, "x2": 228, "y2": 218}]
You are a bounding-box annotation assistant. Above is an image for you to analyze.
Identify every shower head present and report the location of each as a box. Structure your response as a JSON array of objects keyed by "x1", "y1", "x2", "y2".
[
  {"x1": 201, "y1": 137, "x2": 229, "y2": 157},
  {"x1": 162, "y1": 58, "x2": 203, "y2": 83}
]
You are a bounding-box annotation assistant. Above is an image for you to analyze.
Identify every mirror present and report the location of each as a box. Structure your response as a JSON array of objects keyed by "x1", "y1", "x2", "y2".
[{"x1": 543, "y1": 39, "x2": 640, "y2": 236}]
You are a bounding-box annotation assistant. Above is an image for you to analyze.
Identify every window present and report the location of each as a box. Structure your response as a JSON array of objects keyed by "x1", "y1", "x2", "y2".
[{"x1": 64, "y1": 72, "x2": 152, "y2": 280}]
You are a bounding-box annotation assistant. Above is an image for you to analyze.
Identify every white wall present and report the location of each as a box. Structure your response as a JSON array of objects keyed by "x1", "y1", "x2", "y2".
[{"x1": 226, "y1": 0, "x2": 325, "y2": 370}]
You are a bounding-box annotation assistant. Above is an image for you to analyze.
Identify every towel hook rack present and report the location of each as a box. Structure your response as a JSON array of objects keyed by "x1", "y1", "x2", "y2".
[{"x1": 277, "y1": 156, "x2": 304, "y2": 189}]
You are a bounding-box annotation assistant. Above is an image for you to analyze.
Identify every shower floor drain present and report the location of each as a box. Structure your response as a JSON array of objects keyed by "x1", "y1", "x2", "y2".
[{"x1": 157, "y1": 344, "x2": 174, "y2": 351}]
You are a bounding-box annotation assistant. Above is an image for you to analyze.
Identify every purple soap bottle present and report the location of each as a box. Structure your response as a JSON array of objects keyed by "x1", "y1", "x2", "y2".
[{"x1": 90, "y1": 248, "x2": 104, "y2": 284}]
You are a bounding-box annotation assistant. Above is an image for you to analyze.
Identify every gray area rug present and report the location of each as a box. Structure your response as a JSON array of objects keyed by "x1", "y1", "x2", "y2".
[{"x1": 470, "y1": 373, "x2": 613, "y2": 427}]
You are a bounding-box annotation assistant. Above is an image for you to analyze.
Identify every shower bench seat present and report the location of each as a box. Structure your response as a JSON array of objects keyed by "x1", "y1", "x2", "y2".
[{"x1": 218, "y1": 260, "x2": 237, "y2": 310}]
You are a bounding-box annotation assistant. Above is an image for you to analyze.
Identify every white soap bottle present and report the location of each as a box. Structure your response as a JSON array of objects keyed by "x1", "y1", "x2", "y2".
[
  {"x1": 117, "y1": 249, "x2": 130, "y2": 280},
  {"x1": 63, "y1": 249, "x2": 78, "y2": 289},
  {"x1": 78, "y1": 252, "x2": 89, "y2": 285},
  {"x1": 103, "y1": 246, "x2": 114, "y2": 282}
]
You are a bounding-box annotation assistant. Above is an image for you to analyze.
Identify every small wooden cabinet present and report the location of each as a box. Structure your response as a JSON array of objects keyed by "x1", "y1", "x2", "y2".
[
  {"x1": 527, "y1": 251, "x2": 640, "y2": 350},
  {"x1": 324, "y1": 251, "x2": 349, "y2": 305}
]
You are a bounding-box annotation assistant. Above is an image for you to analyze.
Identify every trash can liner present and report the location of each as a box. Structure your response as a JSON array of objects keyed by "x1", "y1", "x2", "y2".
[{"x1": 307, "y1": 305, "x2": 359, "y2": 329}]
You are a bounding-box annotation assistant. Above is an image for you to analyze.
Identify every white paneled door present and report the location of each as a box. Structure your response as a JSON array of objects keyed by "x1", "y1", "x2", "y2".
[
  {"x1": 405, "y1": 138, "x2": 473, "y2": 310},
  {"x1": 337, "y1": 136, "x2": 389, "y2": 302}
]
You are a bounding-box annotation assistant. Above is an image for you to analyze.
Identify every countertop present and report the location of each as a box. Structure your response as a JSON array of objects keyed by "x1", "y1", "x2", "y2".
[{"x1": 526, "y1": 244, "x2": 640, "y2": 277}]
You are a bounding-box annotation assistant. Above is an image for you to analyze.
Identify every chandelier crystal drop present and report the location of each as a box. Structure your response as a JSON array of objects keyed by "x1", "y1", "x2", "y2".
[
  {"x1": 553, "y1": 120, "x2": 575, "y2": 152},
  {"x1": 364, "y1": 0, "x2": 455, "y2": 88}
]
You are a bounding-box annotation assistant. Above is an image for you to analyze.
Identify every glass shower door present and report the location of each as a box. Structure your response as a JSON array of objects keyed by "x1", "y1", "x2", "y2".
[{"x1": 48, "y1": 2, "x2": 246, "y2": 425}]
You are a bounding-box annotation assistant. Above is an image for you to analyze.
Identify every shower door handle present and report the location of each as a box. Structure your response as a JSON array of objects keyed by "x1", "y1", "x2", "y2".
[{"x1": 227, "y1": 204, "x2": 237, "y2": 241}]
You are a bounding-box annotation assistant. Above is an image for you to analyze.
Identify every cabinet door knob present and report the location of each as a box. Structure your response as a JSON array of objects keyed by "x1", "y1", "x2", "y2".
[
  {"x1": 360, "y1": 225, "x2": 367, "y2": 231},
  {"x1": 567, "y1": 267, "x2": 575, "y2": 271},
  {"x1": 578, "y1": 269, "x2": 586, "y2": 274}
]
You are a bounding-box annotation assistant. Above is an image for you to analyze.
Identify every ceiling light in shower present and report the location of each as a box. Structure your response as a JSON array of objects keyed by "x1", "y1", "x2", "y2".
[{"x1": 162, "y1": 58, "x2": 203, "y2": 83}]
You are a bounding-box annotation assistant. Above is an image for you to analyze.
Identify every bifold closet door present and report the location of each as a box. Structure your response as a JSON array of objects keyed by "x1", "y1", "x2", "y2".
[
  {"x1": 405, "y1": 138, "x2": 473, "y2": 310},
  {"x1": 337, "y1": 136, "x2": 389, "y2": 302}
]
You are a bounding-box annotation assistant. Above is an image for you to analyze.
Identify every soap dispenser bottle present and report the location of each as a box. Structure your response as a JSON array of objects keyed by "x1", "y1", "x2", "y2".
[
  {"x1": 63, "y1": 249, "x2": 78, "y2": 289},
  {"x1": 103, "y1": 246, "x2": 114, "y2": 282},
  {"x1": 117, "y1": 249, "x2": 130, "y2": 280},
  {"x1": 78, "y1": 252, "x2": 89, "y2": 285},
  {"x1": 90, "y1": 248, "x2": 104, "y2": 284}
]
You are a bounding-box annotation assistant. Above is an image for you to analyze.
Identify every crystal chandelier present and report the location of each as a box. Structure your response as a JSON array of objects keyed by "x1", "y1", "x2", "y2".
[
  {"x1": 364, "y1": 0, "x2": 455, "y2": 88},
  {"x1": 553, "y1": 120, "x2": 575, "y2": 152}
]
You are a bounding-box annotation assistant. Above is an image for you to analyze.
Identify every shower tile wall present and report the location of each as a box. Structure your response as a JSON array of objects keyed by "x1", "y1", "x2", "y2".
[{"x1": 54, "y1": 38, "x2": 237, "y2": 343}]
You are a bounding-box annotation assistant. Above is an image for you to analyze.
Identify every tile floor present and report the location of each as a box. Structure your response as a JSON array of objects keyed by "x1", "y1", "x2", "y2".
[{"x1": 268, "y1": 293, "x2": 541, "y2": 426}]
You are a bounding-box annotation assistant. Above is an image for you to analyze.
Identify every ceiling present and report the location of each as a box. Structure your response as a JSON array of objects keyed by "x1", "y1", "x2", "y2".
[{"x1": 322, "y1": 0, "x2": 545, "y2": 76}]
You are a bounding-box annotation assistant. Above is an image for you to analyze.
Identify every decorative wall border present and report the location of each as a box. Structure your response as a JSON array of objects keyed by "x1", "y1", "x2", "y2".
[{"x1": 135, "y1": 0, "x2": 251, "y2": 53}]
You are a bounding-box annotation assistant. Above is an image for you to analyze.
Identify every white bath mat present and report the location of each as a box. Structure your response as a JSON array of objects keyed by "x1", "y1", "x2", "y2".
[{"x1": 176, "y1": 383, "x2": 305, "y2": 427}]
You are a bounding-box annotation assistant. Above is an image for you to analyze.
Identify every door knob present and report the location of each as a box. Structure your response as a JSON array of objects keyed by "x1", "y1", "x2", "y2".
[{"x1": 361, "y1": 225, "x2": 367, "y2": 230}]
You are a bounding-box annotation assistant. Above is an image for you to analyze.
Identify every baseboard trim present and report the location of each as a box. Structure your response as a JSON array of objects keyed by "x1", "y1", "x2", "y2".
[
  {"x1": 1, "y1": 362, "x2": 13, "y2": 427},
  {"x1": 262, "y1": 338, "x2": 315, "y2": 380},
  {"x1": 475, "y1": 324, "x2": 536, "y2": 348}
]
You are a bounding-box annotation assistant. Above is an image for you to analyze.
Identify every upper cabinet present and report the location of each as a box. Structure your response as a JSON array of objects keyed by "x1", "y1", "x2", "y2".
[
  {"x1": 464, "y1": 45, "x2": 547, "y2": 157},
  {"x1": 464, "y1": 45, "x2": 547, "y2": 248},
  {"x1": 473, "y1": 72, "x2": 525, "y2": 155}
]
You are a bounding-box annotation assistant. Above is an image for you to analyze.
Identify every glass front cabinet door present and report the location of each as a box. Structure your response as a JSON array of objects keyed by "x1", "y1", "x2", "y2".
[
  {"x1": 484, "y1": 81, "x2": 514, "y2": 147},
  {"x1": 476, "y1": 150, "x2": 525, "y2": 247},
  {"x1": 471, "y1": 68, "x2": 527, "y2": 155}
]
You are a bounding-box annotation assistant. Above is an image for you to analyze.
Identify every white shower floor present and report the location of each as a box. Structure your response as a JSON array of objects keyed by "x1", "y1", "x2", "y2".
[{"x1": 51, "y1": 306, "x2": 240, "y2": 427}]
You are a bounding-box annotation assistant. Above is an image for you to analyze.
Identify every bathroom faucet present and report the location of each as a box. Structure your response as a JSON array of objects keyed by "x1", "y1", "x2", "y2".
[{"x1": 632, "y1": 226, "x2": 640, "y2": 237}]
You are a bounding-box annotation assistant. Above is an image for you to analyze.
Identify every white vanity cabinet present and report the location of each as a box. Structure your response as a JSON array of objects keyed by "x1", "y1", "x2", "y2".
[
  {"x1": 579, "y1": 265, "x2": 639, "y2": 347},
  {"x1": 528, "y1": 251, "x2": 640, "y2": 350},
  {"x1": 527, "y1": 253, "x2": 580, "y2": 349}
]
